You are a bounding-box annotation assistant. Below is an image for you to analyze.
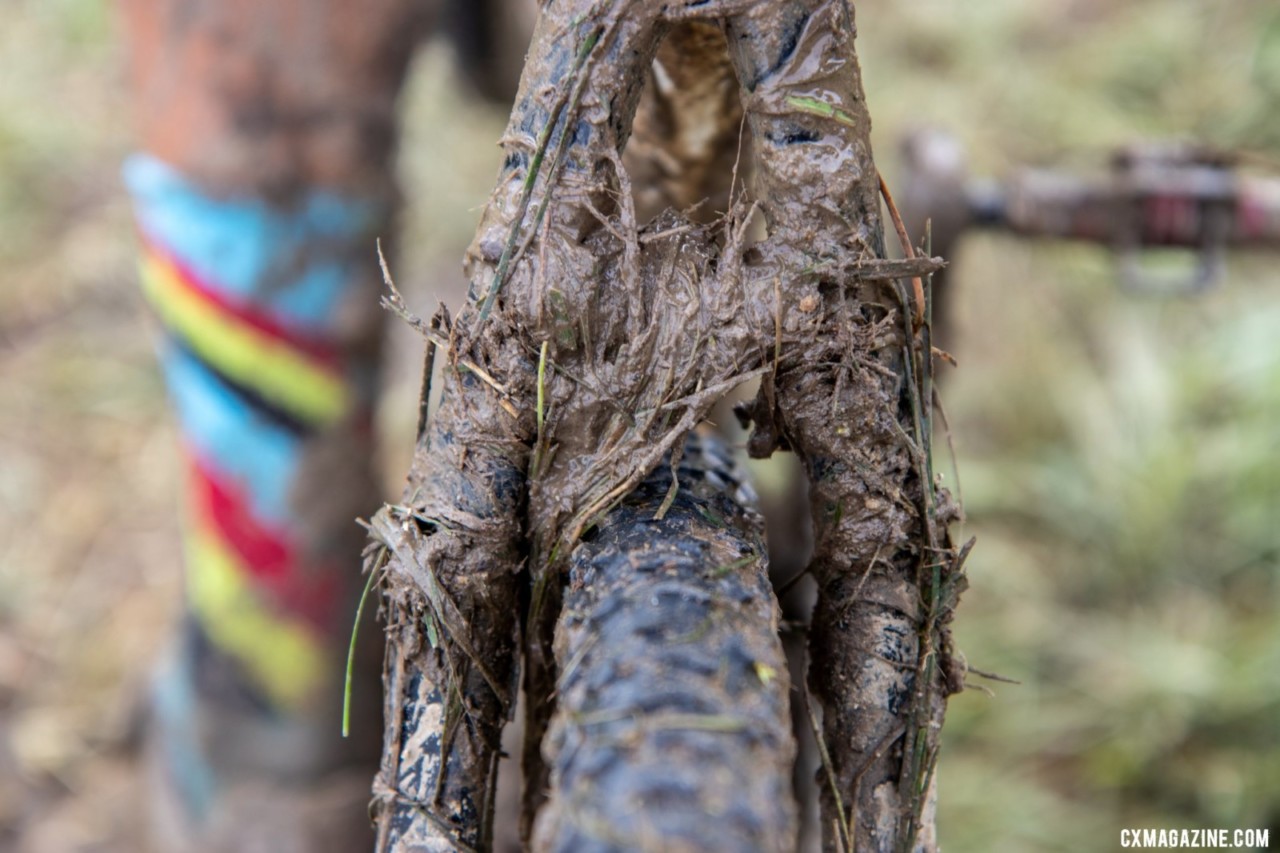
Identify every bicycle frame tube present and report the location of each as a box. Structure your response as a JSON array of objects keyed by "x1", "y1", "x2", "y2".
[{"x1": 373, "y1": 4, "x2": 965, "y2": 851}]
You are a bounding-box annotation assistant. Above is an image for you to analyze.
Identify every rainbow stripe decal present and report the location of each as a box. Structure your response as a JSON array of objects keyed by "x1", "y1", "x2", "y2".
[
  {"x1": 126, "y1": 154, "x2": 383, "y2": 711},
  {"x1": 140, "y1": 242, "x2": 350, "y2": 427}
]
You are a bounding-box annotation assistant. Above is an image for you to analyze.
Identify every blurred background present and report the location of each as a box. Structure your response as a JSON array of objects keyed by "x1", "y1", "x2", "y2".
[{"x1": 0, "y1": 0, "x2": 1276, "y2": 850}]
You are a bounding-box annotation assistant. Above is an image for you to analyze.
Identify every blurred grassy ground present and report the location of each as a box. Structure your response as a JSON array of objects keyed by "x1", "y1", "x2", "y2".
[
  {"x1": 0, "y1": 0, "x2": 1276, "y2": 850},
  {"x1": 0, "y1": 3, "x2": 174, "y2": 848}
]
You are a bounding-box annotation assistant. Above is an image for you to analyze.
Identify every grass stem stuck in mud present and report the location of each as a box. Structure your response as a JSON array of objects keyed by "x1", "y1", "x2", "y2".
[{"x1": 343, "y1": 549, "x2": 383, "y2": 739}]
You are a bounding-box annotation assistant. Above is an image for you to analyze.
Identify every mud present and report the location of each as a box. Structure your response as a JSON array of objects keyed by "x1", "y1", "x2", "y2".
[
  {"x1": 533, "y1": 433, "x2": 796, "y2": 852},
  {"x1": 367, "y1": 336, "x2": 531, "y2": 850},
  {"x1": 374, "y1": 1, "x2": 961, "y2": 851}
]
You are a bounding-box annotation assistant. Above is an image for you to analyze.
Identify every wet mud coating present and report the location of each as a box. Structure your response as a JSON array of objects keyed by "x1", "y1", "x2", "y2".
[
  {"x1": 533, "y1": 434, "x2": 796, "y2": 851},
  {"x1": 369, "y1": 1, "x2": 965, "y2": 851}
]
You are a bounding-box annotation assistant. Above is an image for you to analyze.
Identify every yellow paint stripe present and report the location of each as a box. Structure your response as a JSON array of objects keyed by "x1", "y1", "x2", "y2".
[
  {"x1": 140, "y1": 251, "x2": 349, "y2": 425},
  {"x1": 186, "y1": 524, "x2": 329, "y2": 710}
]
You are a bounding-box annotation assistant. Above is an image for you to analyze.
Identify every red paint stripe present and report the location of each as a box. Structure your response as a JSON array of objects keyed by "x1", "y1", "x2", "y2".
[
  {"x1": 187, "y1": 453, "x2": 341, "y2": 631},
  {"x1": 142, "y1": 234, "x2": 343, "y2": 370}
]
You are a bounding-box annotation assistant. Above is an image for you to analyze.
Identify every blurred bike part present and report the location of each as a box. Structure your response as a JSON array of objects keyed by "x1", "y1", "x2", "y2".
[
  {"x1": 900, "y1": 128, "x2": 1280, "y2": 296},
  {"x1": 118, "y1": 1, "x2": 433, "y2": 850},
  {"x1": 119, "y1": 0, "x2": 434, "y2": 199}
]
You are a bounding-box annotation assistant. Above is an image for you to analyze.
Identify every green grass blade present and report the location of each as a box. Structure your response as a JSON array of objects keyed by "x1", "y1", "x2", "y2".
[{"x1": 342, "y1": 556, "x2": 381, "y2": 738}]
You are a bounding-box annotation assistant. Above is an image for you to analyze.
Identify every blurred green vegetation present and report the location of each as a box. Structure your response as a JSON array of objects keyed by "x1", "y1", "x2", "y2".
[
  {"x1": 858, "y1": 1, "x2": 1280, "y2": 849},
  {"x1": 0, "y1": 0, "x2": 1276, "y2": 850}
]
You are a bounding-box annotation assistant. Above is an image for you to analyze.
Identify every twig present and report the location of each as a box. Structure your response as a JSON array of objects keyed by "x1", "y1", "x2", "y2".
[
  {"x1": 653, "y1": 436, "x2": 684, "y2": 521},
  {"x1": 804, "y1": 682, "x2": 853, "y2": 853},
  {"x1": 932, "y1": 388, "x2": 964, "y2": 526},
  {"x1": 805, "y1": 255, "x2": 945, "y2": 281},
  {"x1": 878, "y1": 171, "x2": 925, "y2": 328},
  {"x1": 376, "y1": 241, "x2": 519, "y2": 414},
  {"x1": 638, "y1": 223, "x2": 698, "y2": 244},
  {"x1": 967, "y1": 666, "x2": 1021, "y2": 685},
  {"x1": 772, "y1": 565, "x2": 810, "y2": 600},
  {"x1": 534, "y1": 340, "x2": 550, "y2": 477},
  {"x1": 417, "y1": 339, "x2": 437, "y2": 444}
]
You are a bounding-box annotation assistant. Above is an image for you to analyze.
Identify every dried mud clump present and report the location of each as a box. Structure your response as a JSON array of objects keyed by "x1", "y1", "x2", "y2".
[{"x1": 367, "y1": 2, "x2": 965, "y2": 851}]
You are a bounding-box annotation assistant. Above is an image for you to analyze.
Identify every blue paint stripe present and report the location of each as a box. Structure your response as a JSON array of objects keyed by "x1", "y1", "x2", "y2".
[
  {"x1": 162, "y1": 340, "x2": 301, "y2": 526},
  {"x1": 123, "y1": 154, "x2": 384, "y2": 327},
  {"x1": 151, "y1": 644, "x2": 218, "y2": 821},
  {"x1": 167, "y1": 336, "x2": 312, "y2": 439}
]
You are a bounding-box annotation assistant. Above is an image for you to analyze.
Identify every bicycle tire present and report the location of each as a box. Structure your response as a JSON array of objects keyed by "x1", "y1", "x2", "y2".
[{"x1": 532, "y1": 432, "x2": 797, "y2": 852}]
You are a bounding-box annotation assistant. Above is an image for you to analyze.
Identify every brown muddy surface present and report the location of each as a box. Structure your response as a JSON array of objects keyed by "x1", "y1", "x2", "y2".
[
  {"x1": 375, "y1": 1, "x2": 959, "y2": 851},
  {"x1": 533, "y1": 433, "x2": 796, "y2": 852}
]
